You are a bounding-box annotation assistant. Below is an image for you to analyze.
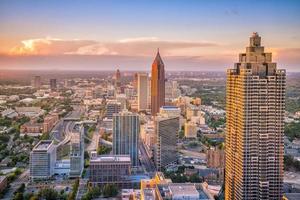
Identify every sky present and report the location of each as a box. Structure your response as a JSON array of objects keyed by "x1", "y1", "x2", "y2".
[{"x1": 0, "y1": 0, "x2": 299, "y2": 71}]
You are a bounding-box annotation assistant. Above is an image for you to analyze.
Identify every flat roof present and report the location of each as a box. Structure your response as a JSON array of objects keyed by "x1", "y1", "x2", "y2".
[
  {"x1": 161, "y1": 106, "x2": 180, "y2": 110},
  {"x1": 34, "y1": 140, "x2": 53, "y2": 150},
  {"x1": 142, "y1": 189, "x2": 156, "y2": 200},
  {"x1": 168, "y1": 184, "x2": 199, "y2": 196},
  {"x1": 91, "y1": 155, "x2": 131, "y2": 162}
]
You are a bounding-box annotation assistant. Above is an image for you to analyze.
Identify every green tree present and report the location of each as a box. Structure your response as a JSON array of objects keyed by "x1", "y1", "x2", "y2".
[
  {"x1": 67, "y1": 179, "x2": 79, "y2": 200},
  {"x1": 97, "y1": 146, "x2": 111, "y2": 155},
  {"x1": 189, "y1": 174, "x2": 201, "y2": 183},
  {"x1": 102, "y1": 184, "x2": 118, "y2": 197},
  {"x1": 38, "y1": 187, "x2": 58, "y2": 200},
  {"x1": 13, "y1": 192, "x2": 24, "y2": 200}
]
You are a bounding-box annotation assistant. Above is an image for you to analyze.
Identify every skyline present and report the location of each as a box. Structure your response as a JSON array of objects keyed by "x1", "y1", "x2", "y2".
[{"x1": 0, "y1": 0, "x2": 300, "y2": 71}]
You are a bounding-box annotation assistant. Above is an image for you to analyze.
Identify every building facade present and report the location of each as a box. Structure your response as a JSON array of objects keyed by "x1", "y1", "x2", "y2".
[
  {"x1": 30, "y1": 140, "x2": 56, "y2": 180},
  {"x1": 225, "y1": 33, "x2": 286, "y2": 200},
  {"x1": 113, "y1": 110, "x2": 140, "y2": 166},
  {"x1": 137, "y1": 73, "x2": 148, "y2": 111},
  {"x1": 151, "y1": 50, "x2": 165, "y2": 116},
  {"x1": 89, "y1": 153, "x2": 131, "y2": 188},
  {"x1": 106, "y1": 100, "x2": 122, "y2": 119},
  {"x1": 32, "y1": 76, "x2": 41, "y2": 89},
  {"x1": 154, "y1": 116, "x2": 179, "y2": 171},
  {"x1": 50, "y1": 78, "x2": 57, "y2": 91},
  {"x1": 69, "y1": 126, "x2": 84, "y2": 177}
]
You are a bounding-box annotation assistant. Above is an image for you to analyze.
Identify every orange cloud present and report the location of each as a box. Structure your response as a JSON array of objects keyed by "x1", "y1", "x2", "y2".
[
  {"x1": 9, "y1": 37, "x2": 220, "y2": 57},
  {"x1": 10, "y1": 38, "x2": 96, "y2": 55}
]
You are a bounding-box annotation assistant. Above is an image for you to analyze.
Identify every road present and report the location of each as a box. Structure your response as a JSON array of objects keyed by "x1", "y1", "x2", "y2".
[
  {"x1": 2, "y1": 169, "x2": 30, "y2": 199},
  {"x1": 139, "y1": 141, "x2": 156, "y2": 173}
]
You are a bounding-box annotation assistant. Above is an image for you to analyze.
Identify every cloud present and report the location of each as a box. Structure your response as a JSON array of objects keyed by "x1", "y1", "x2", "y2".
[
  {"x1": 10, "y1": 38, "x2": 97, "y2": 55},
  {"x1": 9, "y1": 37, "x2": 220, "y2": 57}
]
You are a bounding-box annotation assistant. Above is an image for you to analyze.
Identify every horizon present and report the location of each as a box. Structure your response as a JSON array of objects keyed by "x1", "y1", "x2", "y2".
[{"x1": 0, "y1": 0, "x2": 300, "y2": 71}]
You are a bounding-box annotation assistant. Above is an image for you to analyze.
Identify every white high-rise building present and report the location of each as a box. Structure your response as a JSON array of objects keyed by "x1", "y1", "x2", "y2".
[
  {"x1": 30, "y1": 140, "x2": 56, "y2": 180},
  {"x1": 69, "y1": 125, "x2": 84, "y2": 178},
  {"x1": 137, "y1": 73, "x2": 148, "y2": 111}
]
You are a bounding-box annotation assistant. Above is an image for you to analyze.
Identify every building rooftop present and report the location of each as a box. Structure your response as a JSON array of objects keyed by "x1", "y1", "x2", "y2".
[
  {"x1": 34, "y1": 140, "x2": 53, "y2": 151},
  {"x1": 168, "y1": 184, "x2": 199, "y2": 197},
  {"x1": 160, "y1": 106, "x2": 180, "y2": 110},
  {"x1": 91, "y1": 155, "x2": 131, "y2": 163},
  {"x1": 142, "y1": 188, "x2": 156, "y2": 200}
]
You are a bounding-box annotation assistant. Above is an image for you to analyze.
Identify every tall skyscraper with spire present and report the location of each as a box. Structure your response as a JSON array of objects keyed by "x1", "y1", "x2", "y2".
[
  {"x1": 225, "y1": 33, "x2": 286, "y2": 200},
  {"x1": 151, "y1": 49, "x2": 165, "y2": 116}
]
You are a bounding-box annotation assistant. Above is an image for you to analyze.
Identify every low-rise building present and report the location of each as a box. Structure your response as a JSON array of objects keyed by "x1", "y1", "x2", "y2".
[
  {"x1": 185, "y1": 122, "x2": 198, "y2": 138},
  {"x1": 15, "y1": 107, "x2": 45, "y2": 118},
  {"x1": 20, "y1": 122, "x2": 43, "y2": 137},
  {"x1": 1, "y1": 109, "x2": 18, "y2": 119},
  {"x1": 43, "y1": 113, "x2": 59, "y2": 133}
]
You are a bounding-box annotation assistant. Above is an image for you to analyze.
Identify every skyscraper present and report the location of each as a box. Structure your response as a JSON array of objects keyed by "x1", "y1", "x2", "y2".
[
  {"x1": 50, "y1": 78, "x2": 57, "y2": 91},
  {"x1": 30, "y1": 140, "x2": 56, "y2": 180},
  {"x1": 137, "y1": 73, "x2": 148, "y2": 111},
  {"x1": 32, "y1": 76, "x2": 41, "y2": 89},
  {"x1": 115, "y1": 69, "x2": 121, "y2": 88},
  {"x1": 154, "y1": 115, "x2": 179, "y2": 171},
  {"x1": 69, "y1": 125, "x2": 84, "y2": 178},
  {"x1": 151, "y1": 50, "x2": 165, "y2": 116},
  {"x1": 225, "y1": 32, "x2": 286, "y2": 200},
  {"x1": 113, "y1": 110, "x2": 140, "y2": 166}
]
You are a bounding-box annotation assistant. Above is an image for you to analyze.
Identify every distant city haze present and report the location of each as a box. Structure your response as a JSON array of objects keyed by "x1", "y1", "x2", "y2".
[{"x1": 0, "y1": 0, "x2": 299, "y2": 71}]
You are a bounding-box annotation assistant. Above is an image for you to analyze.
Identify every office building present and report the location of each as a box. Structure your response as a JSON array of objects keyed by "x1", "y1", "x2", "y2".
[
  {"x1": 106, "y1": 100, "x2": 122, "y2": 119},
  {"x1": 151, "y1": 50, "x2": 165, "y2": 115},
  {"x1": 137, "y1": 73, "x2": 148, "y2": 111},
  {"x1": 154, "y1": 115, "x2": 179, "y2": 170},
  {"x1": 50, "y1": 78, "x2": 57, "y2": 91},
  {"x1": 30, "y1": 140, "x2": 56, "y2": 180},
  {"x1": 165, "y1": 80, "x2": 181, "y2": 100},
  {"x1": 32, "y1": 76, "x2": 41, "y2": 89},
  {"x1": 184, "y1": 122, "x2": 197, "y2": 138},
  {"x1": 69, "y1": 126, "x2": 84, "y2": 177},
  {"x1": 186, "y1": 105, "x2": 201, "y2": 120},
  {"x1": 225, "y1": 32, "x2": 286, "y2": 200},
  {"x1": 113, "y1": 110, "x2": 140, "y2": 166},
  {"x1": 159, "y1": 106, "x2": 181, "y2": 118},
  {"x1": 115, "y1": 69, "x2": 121, "y2": 88},
  {"x1": 207, "y1": 147, "x2": 225, "y2": 169},
  {"x1": 89, "y1": 153, "x2": 131, "y2": 188},
  {"x1": 43, "y1": 113, "x2": 59, "y2": 133}
]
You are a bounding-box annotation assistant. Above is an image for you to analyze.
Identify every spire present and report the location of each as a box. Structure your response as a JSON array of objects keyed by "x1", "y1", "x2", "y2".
[
  {"x1": 153, "y1": 48, "x2": 164, "y2": 66},
  {"x1": 250, "y1": 32, "x2": 261, "y2": 47}
]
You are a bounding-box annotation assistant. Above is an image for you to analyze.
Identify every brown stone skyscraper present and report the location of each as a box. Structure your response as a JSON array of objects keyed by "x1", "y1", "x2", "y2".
[
  {"x1": 225, "y1": 33, "x2": 285, "y2": 200},
  {"x1": 151, "y1": 50, "x2": 165, "y2": 116},
  {"x1": 115, "y1": 69, "x2": 121, "y2": 88}
]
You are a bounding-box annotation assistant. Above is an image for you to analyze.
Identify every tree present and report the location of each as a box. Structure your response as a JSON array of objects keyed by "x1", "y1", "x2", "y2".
[
  {"x1": 82, "y1": 186, "x2": 101, "y2": 200},
  {"x1": 189, "y1": 174, "x2": 201, "y2": 183},
  {"x1": 38, "y1": 187, "x2": 58, "y2": 200},
  {"x1": 102, "y1": 184, "x2": 118, "y2": 197},
  {"x1": 97, "y1": 146, "x2": 111, "y2": 155},
  {"x1": 67, "y1": 179, "x2": 79, "y2": 200},
  {"x1": 13, "y1": 192, "x2": 24, "y2": 200}
]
